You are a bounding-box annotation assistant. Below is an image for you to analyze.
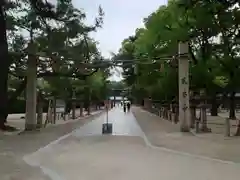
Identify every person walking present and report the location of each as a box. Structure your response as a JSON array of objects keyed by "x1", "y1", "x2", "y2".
[
  {"x1": 127, "y1": 101, "x2": 131, "y2": 112},
  {"x1": 123, "y1": 102, "x2": 126, "y2": 113}
]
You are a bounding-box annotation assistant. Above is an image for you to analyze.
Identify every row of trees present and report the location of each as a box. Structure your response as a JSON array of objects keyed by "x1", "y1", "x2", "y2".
[
  {"x1": 115, "y1": 0, "x2": 240, "y2": 118},
  {"x1": 0, "y1": 0, "x2": 111, "y2": 130}
]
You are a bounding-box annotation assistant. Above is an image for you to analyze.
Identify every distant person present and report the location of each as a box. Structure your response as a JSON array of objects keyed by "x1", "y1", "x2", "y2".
[
  {"x1": 127, "y1": 101, "x2": 131, "y2": 112},
  {"x1": 123, "y1": 102, "x2": 126, "y2": 113}
]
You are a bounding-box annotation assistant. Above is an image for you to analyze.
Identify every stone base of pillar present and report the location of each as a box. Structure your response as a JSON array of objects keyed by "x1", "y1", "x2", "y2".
[
  {"x1": 171, "y1": 113, "x2": 175, "y2": 124},
  {"x1": 190, "y1": 123, "x2": 195, "y2": 129},
  {"x1": 36, "y1": 123, "x2": 42, "y2": 129},
  {"x1": 200, "y1": 126, "x2": 211, "y2": 132},
  {"x1": 180, "y1": 126, "x2": 190, "y2": 132},
  {"x1": 195, "y1": 120, "x2": 200, "y2": 133},
  {"x1": 174, "y1": 112, "x2": 179, "y2": 124},
  {"x1": 80, "y1": 111, "x2": 83, "y2": 117},
  {"x1": 25, "y1": 124, "x2": 36, "y2": 131},
  {"x1": 168, "y1": 111, "x2": 172, "y2": 121}
]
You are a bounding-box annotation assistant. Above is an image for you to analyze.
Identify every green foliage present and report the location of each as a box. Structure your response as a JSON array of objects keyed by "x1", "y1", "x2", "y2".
[
  {"x1": 213, "y1": 76, "x2": 229, "y2": 88},
  {"x1": 115, "y1": 0, "x2": 240, "y2": 102},
  {"x1": 6, "y1": 0, "x2": 109, "y2": 110}
]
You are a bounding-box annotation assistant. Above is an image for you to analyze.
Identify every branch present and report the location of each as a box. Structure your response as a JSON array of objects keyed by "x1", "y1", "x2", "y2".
[
  {"x1": 9, "y1": 68, "x2": 98, "y2": 80},
  {"x1": 188, "y1": 43, "x2": 198, "y2": 65},
  {"x1": 37, "y1": 69, "x2": 98, "y2": 80},
  {"x1": 29, "y1": 0, "x2": 59, "y2": 20}
]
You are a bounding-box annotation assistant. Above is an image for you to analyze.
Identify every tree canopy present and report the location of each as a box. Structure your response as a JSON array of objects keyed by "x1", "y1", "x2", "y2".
[
  {"x1": 0, "y1": 0, "x2": 110, "y2": 129},
  {"x1": 115, "y1": 0, "x2": 240, "y2": 117}
]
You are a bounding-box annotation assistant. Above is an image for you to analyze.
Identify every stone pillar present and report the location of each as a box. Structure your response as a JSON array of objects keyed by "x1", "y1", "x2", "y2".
[
  {"x1": 25, "y1": 42, "x2": 37, "y2": 131},
  {"x1": 87, "y1": 88, "x2": 91, "y2": 115},
  {"x1": 53, "y1": 98, "x2": 56, "y2": 124},
  {"x1": 80, "y1": 102, "x2": 84, "y2": 117},
  {"x1": 36, "y1": 96, "x2": 43, "y2": 129},
  {"x1": 190, "y1": 92, "x2": 196, "y2": 128},
  {"x1": 200, "y1": 104, "x2": 208, "y2": 131},
  {"x1": 225, "y1": 118, "x2": 230, "y2": 137},
  {"x1": 144, "y1": 98, "x2": 150, "y2": 110},
  {"x1": 72, "y1": 91, "x2": 76, "y2": 119},
  {"x1": 72, "y1": 101, "x2": 76, "y2": 119},
  {"x1": 178, "y1": 42, "x2": 190, "y2": 132},
  {"x1": 174, "y1": 104, "x2": 179, "y2": 124},
  {"x1": 199, "y1": 91, "x2": 211, "y2": 132},
  {"x1": 144, "y1": 98, "x2": 147, "y2": 109},
  {"x1": 190, "y1": 105, "x2": 196, "y2": 128}
]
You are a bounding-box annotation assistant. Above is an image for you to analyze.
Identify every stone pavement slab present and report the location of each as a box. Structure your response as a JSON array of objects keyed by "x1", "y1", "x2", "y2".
[{"x1": 132, "y1": 106, "x2": 240, "y2": 163}]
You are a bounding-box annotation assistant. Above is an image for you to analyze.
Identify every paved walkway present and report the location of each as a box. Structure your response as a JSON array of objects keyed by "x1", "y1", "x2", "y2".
[{"x1": 23, "y1": 107, "x2": 240, "y2": 180}]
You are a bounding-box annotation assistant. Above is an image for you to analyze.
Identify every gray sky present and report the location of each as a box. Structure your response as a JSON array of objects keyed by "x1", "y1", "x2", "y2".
[
  {"x1": 73, "y1": 0, "x2": 167, "y2": 57},
  {"x1": 72, "y1": 0, "x2": 167, "y2": 81}
]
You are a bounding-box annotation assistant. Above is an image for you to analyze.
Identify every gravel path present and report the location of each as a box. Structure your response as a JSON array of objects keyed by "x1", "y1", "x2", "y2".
[{"x1": 132, "y1": 106, "x2": 240, "y2": 163}]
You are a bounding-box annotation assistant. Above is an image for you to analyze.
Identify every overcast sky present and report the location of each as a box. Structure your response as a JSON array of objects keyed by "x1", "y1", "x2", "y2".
[{"x1": 72, "y1": 0, "x2": 167, "y2": 81}]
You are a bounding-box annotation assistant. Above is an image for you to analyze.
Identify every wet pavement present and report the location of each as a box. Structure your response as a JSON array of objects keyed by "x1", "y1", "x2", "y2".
[{"x1": 24, "y1": 107, "x2": 240, "y2": 180}]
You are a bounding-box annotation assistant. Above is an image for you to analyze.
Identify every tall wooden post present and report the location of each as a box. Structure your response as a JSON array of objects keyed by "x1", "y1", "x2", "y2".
[{"x1": 178, "y1": 42, "x2": 190, "y2": 132}]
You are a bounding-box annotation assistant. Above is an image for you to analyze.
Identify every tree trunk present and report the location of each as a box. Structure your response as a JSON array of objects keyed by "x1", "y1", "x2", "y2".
[
  {"x1": 87, "y1": 102, "x2": 91, "y2": 115},
  {"x1": 4, "y1": 78, "x2": 27, "y2": 123},
  {"x1": 80, "y1": 102, "x2": 83, "y2": 117},
  {"x1": 72, "y1": 100, "x2": 76, "y2": 119},
  {"x1": 229, "y1": 91, "x2": 236, "y2": 119},
  {"x1": 52, "y1": 98, "x2": 56, "y2": 123},
  {"x1": 0, "y1": 6, "x2": 10, "y2": 129},
  {"x1": 210, "y1": 94, "x2": 218, "y2": 116},
  {"x1": 87, "y1": 88, "x2": 91, "y2": 115}
]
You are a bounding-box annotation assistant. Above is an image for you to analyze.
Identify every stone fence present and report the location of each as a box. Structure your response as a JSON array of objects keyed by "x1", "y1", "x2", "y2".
[{"x1": 143, "y1": 98, "x2": 212, "y2": 133}]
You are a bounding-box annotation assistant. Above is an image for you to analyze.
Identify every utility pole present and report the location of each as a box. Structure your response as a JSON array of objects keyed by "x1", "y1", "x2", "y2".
[{"x1": 178, "y1": 42, "x2": 190, "y2": 132}]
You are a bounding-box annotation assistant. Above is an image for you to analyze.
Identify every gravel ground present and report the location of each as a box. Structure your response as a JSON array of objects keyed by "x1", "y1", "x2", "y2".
[{"x1": 132, "y1": 106, "x2": 240, "y2": 163}]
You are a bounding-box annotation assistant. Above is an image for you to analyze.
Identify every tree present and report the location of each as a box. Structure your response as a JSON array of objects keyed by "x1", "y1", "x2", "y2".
[
  {"x1": 0, "y1": 0, "x2": 106, "y2": 130},
  {"x1": 116, "y1": 0, "x2": 240, "y2": 121}
]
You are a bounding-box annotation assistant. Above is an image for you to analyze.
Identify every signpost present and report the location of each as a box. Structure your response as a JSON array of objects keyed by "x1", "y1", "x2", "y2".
[
  {"x1": 178, "y1": 42, "x2": 190, "y2": 132},
  {"x1": 102, "y1": 99, "x2": 113, "y2": 134}
]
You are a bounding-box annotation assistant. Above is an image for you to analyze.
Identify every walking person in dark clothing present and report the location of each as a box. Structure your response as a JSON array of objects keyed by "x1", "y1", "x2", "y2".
[
  {"x1": 127, "y1": 101, "x2": 131, "y2": 112},
  {"x1": 123, "y1": 102, "x2": 126, "y2": 113}
]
